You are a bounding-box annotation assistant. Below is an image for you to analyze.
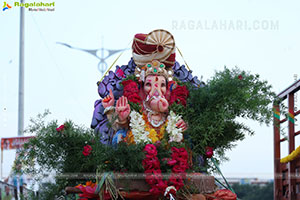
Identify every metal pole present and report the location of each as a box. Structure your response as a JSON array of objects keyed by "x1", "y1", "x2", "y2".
[
  {"x1": 100, "y1": 36, "x2": 105, "y2": 75},
  {"x1": 18, "y1": 0, "x2": 25, "y2": 136},
  {"x1": 1, "y1": 148, "x2": 3, "y2": 180}
]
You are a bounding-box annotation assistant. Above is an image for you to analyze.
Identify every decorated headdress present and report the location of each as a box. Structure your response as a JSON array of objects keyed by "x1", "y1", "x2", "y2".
[
  {"x1": 134, "y1": 60, "x2": 174, "y2": 81},
  {"x1": 132, "y1": 29, "x2": 176, "y2": 81}
]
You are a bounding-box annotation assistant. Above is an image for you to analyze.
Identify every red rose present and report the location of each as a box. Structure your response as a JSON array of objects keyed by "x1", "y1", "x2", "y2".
[
  {"x1": 169, "y1": 175, "x2": 184, "y2": 190},
  {"x1": 167, "y1": 159, "x2": 177, "y2": 166},
  {"x1": 146, "y1": 169, "x2": 162, "y2": 176},
  {"x1": 169, "y1": 84, "x2": 189, "y2": 106},
  {"x1": 144, "y1": 169, "x2": 154, "y2": 176},
  {"x1": 238, "y1": 75, "x2": 243, "y2": 80},
  {"x1": 128, "y1": 93, "x2": 142, "y2": 104},
  {"x1": 178, "y1": 148, "x2": 188, "y2": 160},
  {"x1": 116, "y1": 68, "x2": 125, "y2": 78},
  {"x1": 56, "y1": 124, "x2": 65, "y2": 132},
  {"x1": 156, "y1": 180, "x2": 168, "y2": 191},
  {"x1": 122, "y1": 80, "x2": 142, "y2": 104},
  {"x1": 171, "y1": 147, "x2": 188, "y2": 162},
  {"x1": 122, "y1": 80, "x2": 139, "y2": 94},
  {"x1": 172, "y1": 165, "x2": 185, "y2": 173},
  {"x1": 142, "y1": 157, "x2": 160, "y2": 170},
  {"x1": 149, "y1": 187, "x2": 161, "y2": 195},
  {"x1": 144, "y1": 144, "x2": 157, "y2": 158},
  {"x1": 145, "y1": 174, "x2": 158, "y2": 185},
  {"x1": 145, "y1": 169, "x2": 163, "y2": 185},
  {"x1": 171, "y1": 147, "x2": 180, "y2": 159},
  {"x1": 179, "y1": 161, "x2": 189, "y2": 170},
  {"x1": 206, "y1": 147, "x2": 214, "y2": 158},
  {"x1": 82, "y1": 145, "x2": 92, "y2": 156},
  {"x1": 178, "y1": 147, "x2": 188, "y2": 155}
]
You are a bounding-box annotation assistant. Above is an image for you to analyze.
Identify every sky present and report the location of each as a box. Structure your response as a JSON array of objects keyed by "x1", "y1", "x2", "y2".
[{"x1": 0, "y1": 0, "x2": 300, "y2": 181}]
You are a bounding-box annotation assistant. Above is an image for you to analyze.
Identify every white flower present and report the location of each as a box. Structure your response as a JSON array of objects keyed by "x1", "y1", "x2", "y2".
[
  {"x1": 129, "y1": 111, "x2": 151, "y2": 144},
  {"x1": 129, "y1": 110, "x2": 183, "y2": 144},
  {"x1": 169, "y1": 130, "x2": 183, "y2": 143},
  {"x1": 167, "y1": 111, "x2": 184, "y2": 143}
]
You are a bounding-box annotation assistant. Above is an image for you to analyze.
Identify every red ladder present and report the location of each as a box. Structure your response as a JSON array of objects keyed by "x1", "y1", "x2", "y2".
[{"x1": 274, "y1": 79, "x2": 300, "y2": 200}]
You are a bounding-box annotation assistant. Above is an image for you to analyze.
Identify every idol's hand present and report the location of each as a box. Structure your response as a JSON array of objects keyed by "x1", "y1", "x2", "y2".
[
  {"x1": 102, "y1": 89, "x2": 115, "y2": 108},
  {"x1": 176, "y1": 119, "x2": 188, "y2": 131},
  {"x1": 116, "y1": 96, "x2": 131, "y2": 122}
]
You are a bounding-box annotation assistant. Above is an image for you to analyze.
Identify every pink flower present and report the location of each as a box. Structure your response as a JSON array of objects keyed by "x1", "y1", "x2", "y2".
[
  {"x1": 206, "y1": 147, "x2": 214, "y2": 158},
  {"x1": 178, "y1": 148, "x2": 188, "y2": 160},
  {"x1": 145, "y1": 174, "x2": 158, "y2": 185},
  {"x1": 82, "y1": 145, "x2": 92, "y2": 156},
  {"x1": 149, "y1": 187, "x2": 161, "y2": 195},
  {"x1": 142, "y1": 157, "x2": 160, "y2": 170},
  {"x1": 167, "y1": 159, "x2": 177, "y2": 166},
  {"x1": 169, "y1": 174, "x2": 184, "y2": 190},
  {"x1": 76, "y1": 183, "x2": 111, "y2": 200},
  {"x1": 116, "y1": 68, "x2": 125, "y2": 78},
  {"x1": 143, "y1": 144, "x2": 157, "y2": 158},
  {"x1": 56, "y1": 124, "x2": 65, "y2": 132},
  {"x1": 171, "y1": 147, "x2": 188, "y2": 162},
  {"x1": 179, "y1": 161, "x2": 189, "y2": 170},
  {"x1": 172, "y1": 165, "x2": 185, "y2": 173},
  {"x1": 156, "y1": 180, "x2": 168, "y2": 191},
  {"x1": 142, "y1": 145, "x2": 189, "y2": 196},
  {"x1": 122, "y1": 79, "x2": 142, "y2": 104},
  {"x1": 169, "y1": 84, "x2": 189, "y2": 106}
]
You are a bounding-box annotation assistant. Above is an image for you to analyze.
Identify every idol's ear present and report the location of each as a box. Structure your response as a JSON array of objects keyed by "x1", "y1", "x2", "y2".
[
  {"x1": 165, "y1": 81, "x2": 174, "y2": 101},
  {"x1": 168, "y1": 80, "x2": 177, "y2": 92}
]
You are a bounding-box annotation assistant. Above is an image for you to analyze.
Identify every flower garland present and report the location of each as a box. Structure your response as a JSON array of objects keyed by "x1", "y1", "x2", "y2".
[
  {"x1": 167, "y1": 111, "x2": 184, "y2": 143},
  {"x1": 122, "y1": 79, "x2": 142, "y2": 104},
  {"x1": 143, "y1": 113, "x2": 167, "y2": 143},
  {"x1": 129, "y1": 110, "x2": 151, "y2": 144},
  {"x1": 168, "y1": 82, "x2": 189, "y2": 107},
  {"x1": 142, "y1": 144, "x2": 189, "y2": 197},
  {"x1": 128, "y1": 110, "x2": 183, "y2": 144},
  {"x1": 167, "y1": 147, "x2": 189, "y2": 190}
]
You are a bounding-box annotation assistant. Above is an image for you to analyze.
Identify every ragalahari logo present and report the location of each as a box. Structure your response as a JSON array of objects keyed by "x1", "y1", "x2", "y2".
[{"x1": 3, "y1": 1, "x2": 12, "y2": 11}]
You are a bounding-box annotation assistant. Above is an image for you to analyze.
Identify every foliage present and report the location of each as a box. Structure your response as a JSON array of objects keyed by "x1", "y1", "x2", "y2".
[
  {"x1": 232, "y1": 182, "x2": 274, "y2": 200},
  {"x1": 16, "y1": 111, "x2": 190, "y2": 197},
  {"x1": 119, "y1": 74, "x2": 138, "y2": 83},
  {"x1": 36, "y1": 182, "x2": 64, "y2": 200},
  {"x1": 128, "y1": 101, "x2": 142, "y2": 113},
  {"x1": 170, "y1": 67, "x2": 276, "y2": 170}
]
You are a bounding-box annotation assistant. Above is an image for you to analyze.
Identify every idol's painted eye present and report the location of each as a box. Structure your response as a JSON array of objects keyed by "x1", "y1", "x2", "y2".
[
  {"x1": 145, "y1": 82, "x2": 151, "y2": 87},
  {"x1": 161, "y1": 83, "x2": 166, "y2": 87}
]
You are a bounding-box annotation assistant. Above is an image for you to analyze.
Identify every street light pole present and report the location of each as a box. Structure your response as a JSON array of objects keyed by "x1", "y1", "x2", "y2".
[
  {"x1": 57, "y1": 37, "x2": 128, "y2": 76},
  {"x1": 18, "y1": 0, "x2": 25, "y2": 136}
]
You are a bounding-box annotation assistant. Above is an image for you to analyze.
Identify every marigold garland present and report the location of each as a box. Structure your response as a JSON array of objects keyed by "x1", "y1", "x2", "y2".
[
  {"x1": 280, "y1": 145, "x2": 300, "y2": 163},
  {"x1": 128, "y1": 110, "x2": 181, "y2": 144}
]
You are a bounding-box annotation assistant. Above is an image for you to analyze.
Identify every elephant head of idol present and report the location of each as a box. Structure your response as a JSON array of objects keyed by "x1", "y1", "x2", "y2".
[
  {"x1": 141, "y1": 61, "x2": 170, "y2": 113},
  {"x1": 132, "y1": 29, "x2": 176, "y2": 125}
]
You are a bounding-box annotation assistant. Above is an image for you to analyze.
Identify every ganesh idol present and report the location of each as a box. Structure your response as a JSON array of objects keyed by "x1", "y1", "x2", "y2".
[{"x1": 99, "y1": 29, "x2": 189, "y2": 145}]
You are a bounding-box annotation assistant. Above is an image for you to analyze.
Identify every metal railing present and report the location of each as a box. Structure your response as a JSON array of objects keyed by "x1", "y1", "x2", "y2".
[{"x1": 0, "y1": 180, "x2": 37, "y2": 200}]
